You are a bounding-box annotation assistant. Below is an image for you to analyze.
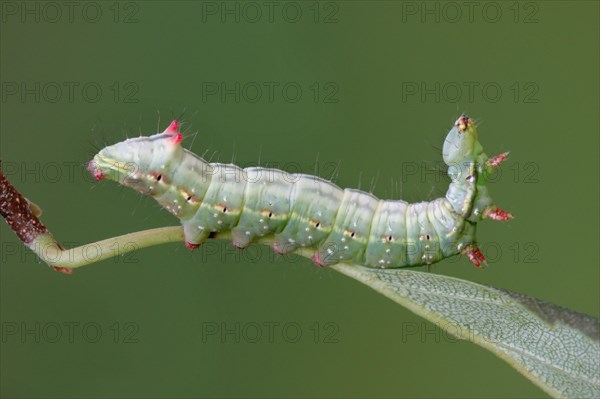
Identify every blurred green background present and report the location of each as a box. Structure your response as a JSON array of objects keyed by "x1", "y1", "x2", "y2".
[{"x1": 1, "y1": 1, "x2": 598, "y2": 398}]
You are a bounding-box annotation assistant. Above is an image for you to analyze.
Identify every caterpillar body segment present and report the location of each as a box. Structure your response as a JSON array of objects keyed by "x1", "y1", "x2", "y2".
[
  {"x1": 183, "y1": 163, "x2": 246, "y2": 245},
  {"x1": 273, "y1": 175, "x2": 343, "y2": 255},
  {"x1": 363, "y1": 200, "x2": 409, "y2": 268},
  {"x1": 89, "y1": 115, "x2": 511, "y2": 269},
  {"x1": 231, "y1": 168, "x2": 295, "y2": 249}
]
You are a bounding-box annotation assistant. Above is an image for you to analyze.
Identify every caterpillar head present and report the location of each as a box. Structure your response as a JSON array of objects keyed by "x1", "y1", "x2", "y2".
[
  {"x1": 88, "y1": 120, "x2": 183, "y2": 195},
  {"x1": 442, "y1": 115, "x2": 485, "y2": 166}
]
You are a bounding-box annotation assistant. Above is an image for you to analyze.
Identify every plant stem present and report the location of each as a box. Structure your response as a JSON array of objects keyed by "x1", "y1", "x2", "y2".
[
  {"x1": 27, "y1": 225, "x2": 330, "y2": 271},
  {"x1": 30, "y1": 227, "x2": 185, "y2": 270}
]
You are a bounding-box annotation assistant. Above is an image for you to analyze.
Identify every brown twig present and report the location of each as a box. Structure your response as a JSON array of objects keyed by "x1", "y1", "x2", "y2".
[
  {"x1": 0, "y1": 169, "x2": 49, "y2": 245},
  {"x1": 1, "y1": 166, "x2": 183, "y2": 273}
]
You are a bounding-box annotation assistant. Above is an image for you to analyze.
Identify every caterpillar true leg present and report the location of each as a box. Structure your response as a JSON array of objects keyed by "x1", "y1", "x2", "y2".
[
  {"x1": 88, "y1": 114, "x2": 512, "y2": 270},
  {"x1": 487, "y1": 152, "x2": 510, "y2": 169},
  {"x1": 484, "y1": 207, "x2": 514, "y2": 221}
]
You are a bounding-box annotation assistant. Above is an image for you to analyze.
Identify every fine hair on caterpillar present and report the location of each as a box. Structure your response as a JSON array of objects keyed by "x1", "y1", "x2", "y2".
[{"x1": 88, "y1": 115, "x2": 512, "y2": 269}]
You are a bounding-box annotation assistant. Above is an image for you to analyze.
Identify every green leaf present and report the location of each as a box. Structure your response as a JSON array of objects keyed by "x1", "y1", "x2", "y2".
[{"x1": 332, "y1": 265, "x2": 600, "y2": 399}]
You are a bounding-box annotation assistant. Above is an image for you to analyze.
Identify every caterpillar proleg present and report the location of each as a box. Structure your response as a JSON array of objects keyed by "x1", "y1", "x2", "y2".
[{"x1": 88, "y1": 115, "x2": 512, "y2": 269}]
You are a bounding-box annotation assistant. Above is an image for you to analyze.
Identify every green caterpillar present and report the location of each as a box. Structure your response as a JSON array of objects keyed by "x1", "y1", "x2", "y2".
[{"x1": 88, "y1": 115, "x2": 512, "y2": 269}]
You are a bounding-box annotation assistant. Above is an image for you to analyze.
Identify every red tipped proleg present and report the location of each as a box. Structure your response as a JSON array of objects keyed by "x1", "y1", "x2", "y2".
[
  {"x1": 52, "y1": 266, "x2": 73, "y2": 274},
  {"x1": 185, "y1": 241, "x2": 201, "y2": 250},
  {"x1": 311, "y1": 252, "x2": 326, "y2": 268}
]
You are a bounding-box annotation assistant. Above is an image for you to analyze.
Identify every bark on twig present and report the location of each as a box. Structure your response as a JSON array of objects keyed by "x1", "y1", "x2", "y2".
[{"x1": 0, "y1": 169, "x2": 48, "y2": 245}]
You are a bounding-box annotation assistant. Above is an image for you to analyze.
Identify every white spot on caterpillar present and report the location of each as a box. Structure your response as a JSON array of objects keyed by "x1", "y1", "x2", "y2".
[
  {"x1": 217, "y1": 220, "x2": 223, "y2": 225},
  {"x1": 343, "y1": 245, "x2": 349, "y2": 250},
  {"x1": 385, "y1": 249, "x2": 391, "y2": 254},
  {"x1": 246, "y1": 231, "x2": 251, "y2": 236},
  {"x1": 327, "y1": 248, "x2": 333, "y2": 254}
]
